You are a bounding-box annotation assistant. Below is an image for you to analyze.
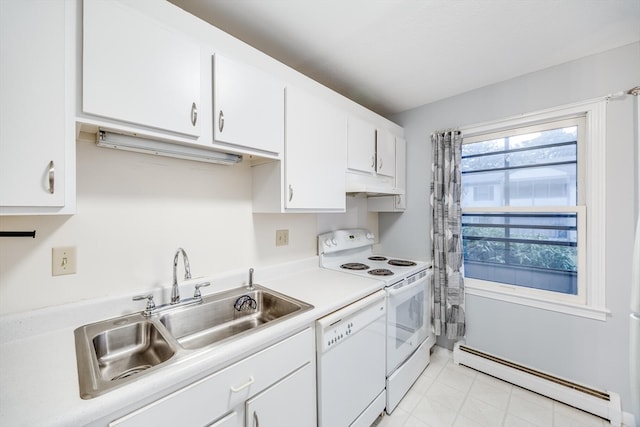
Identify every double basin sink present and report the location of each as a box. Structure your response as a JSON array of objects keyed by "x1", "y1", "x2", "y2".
[{"x1": 74, "y1": 285, "x2": 313, "y2": 399}]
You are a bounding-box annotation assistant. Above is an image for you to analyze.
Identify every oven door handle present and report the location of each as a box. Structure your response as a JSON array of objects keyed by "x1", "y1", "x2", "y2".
[{"x1": 387, "y1": 276, "x2": 427, "y2": 297}]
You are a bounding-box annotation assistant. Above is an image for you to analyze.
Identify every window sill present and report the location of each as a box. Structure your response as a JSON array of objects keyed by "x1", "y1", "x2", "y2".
[{"x1": 465, "y1": 282, "x2": 610, "y2": 321}]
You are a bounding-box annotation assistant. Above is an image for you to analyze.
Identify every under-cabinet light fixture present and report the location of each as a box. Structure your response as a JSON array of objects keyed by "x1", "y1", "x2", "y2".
[{"x1": 96, "y1": 130, "x2": 242, "y2": 165}]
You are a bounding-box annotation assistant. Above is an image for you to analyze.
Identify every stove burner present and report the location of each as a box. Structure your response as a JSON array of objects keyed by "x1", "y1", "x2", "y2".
[
  {"x1": 368, "y1": 268, "x2": 394, "y2": 276},
  {"x1": 341, "y1": 263, "x2": 370, "y2": 271},
  {"x1": 388, "y1": 259, "x2": 417, "y2": 267},
  {"x1": 368, "y1": 256, "x2": 388, "y2": 261}
]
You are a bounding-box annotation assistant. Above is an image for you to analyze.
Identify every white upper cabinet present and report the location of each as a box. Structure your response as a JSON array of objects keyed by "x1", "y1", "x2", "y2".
[
  {"x1": 82, "y1": 0, "x2": 200, "y2": 137},
  {"x1": 213, "y1": 54, "x2": 284, "y2": 157},
  {"x1": 345, "y1": 115, "x2": 402, "y2": 194},
  {"x1": 0, "y1": 0, "x2": 75, "y2": 215},
  {"x1": 284, "y1": 87, "x2": 346, "y2": 211},
  {"x1": 375, "y1": 128, "x2": 396, "y2": 178},
  {"x1": 368, "y1": 137, "x2": 406, "y2": 212},
  {"x1": 252, "y1": 86, "x2": 346, "y2": 212},
  {"x1": 347, "y1": 116, "x2": 376, "y2": 174}
]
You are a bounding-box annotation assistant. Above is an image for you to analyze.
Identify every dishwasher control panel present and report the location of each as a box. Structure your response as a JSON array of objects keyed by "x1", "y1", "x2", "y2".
[{"x1": 316, "y1": 290, "x2": 386, "y2": 353}]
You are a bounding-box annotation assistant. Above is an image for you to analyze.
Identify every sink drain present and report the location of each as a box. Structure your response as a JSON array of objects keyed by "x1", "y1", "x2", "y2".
[{"x1": 111, "y1": 365, "x2": 152, "y2": 381}]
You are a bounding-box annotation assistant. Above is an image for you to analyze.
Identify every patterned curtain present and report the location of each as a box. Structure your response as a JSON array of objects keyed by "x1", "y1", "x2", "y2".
[{"x1": 430, "y1": 130, "x2": 465, "y2": 340}]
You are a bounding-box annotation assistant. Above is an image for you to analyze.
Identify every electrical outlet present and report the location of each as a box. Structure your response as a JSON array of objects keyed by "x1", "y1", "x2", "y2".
[
  {"x1": 52, "y1": 246, "x2": 77, "y2": 276},
  {"x1": 276, "y1": 229, "x2": 289, "y2": 246}
]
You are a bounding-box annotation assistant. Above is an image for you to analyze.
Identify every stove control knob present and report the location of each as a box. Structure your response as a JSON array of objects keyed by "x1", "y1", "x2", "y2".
[
  {"x1": 366, "y1": 232, "x2": 374, "y2": 240},
  {"x1": 331, "y1": 238, "x2": 337, "y2": 246},
  {"x1": 324, "y1": 238, "x2": 333, "y2": 247}
]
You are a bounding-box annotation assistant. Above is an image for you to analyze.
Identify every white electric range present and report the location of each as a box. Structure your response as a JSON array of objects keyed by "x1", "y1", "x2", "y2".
[{"x1": 318, "y1": 229, "x2": 433, "y2": 414}]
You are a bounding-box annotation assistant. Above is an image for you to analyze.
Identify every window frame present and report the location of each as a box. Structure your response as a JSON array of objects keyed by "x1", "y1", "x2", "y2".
[{"x1": 460, "y1": 100, "x2": 608, "y2": 320}]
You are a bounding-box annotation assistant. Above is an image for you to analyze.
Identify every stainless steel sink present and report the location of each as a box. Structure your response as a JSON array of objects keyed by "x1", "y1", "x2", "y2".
[
  {"x1": 92, "y1": 321, "x2": 175, "y2": 381},
  {"x1": 74, "y1": 285, "x2": 313, "y2": 399},
  {"x1": 159, "y1": 287, "x2": 308, "y2": 349}
]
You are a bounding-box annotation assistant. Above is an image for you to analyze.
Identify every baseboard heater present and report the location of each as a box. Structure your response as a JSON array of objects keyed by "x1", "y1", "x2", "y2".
[{"x1": 453, "y1": 343, "x2": 622, "y2": 427}]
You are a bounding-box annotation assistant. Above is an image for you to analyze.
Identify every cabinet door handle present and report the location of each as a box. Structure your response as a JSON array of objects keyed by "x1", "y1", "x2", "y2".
[
  {"x1": 218, "y1": 110, "x2": 225, "y2": 132},
  {"x1": 378, "y1": 157, "x2": 383, "y2": 170},
  {"x1": 190, "y1": 102, "x2": 198, "y2": 126},
  {"x1": 48, "y1": 161, "x2": 55, "y2": 194},
  {"x1": 288, "y1": 184, "x2": 294, "y2": 202},
  {"x1": 253, "y1": 411, "x2": 260, "y2": 427},
  {"x1": 370, "y1": 155, "x2": 375, "y2": 169},
  {"x1": 229, "y1": 376, "x2": 254, "y2": 392}
]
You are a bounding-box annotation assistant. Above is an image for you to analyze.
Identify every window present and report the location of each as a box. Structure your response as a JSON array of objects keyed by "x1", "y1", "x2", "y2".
[{"x1": 460, "y1": 101, "x2": 607, "y2": 320}]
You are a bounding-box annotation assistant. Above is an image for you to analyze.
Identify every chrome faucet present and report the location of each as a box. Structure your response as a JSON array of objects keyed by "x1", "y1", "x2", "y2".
[
  {"x1": 132, "y1": 248, "x2": 209, "y2": 317},
  {"x1": 172, "y1": 247, "x2": 191, "y2": 304}
]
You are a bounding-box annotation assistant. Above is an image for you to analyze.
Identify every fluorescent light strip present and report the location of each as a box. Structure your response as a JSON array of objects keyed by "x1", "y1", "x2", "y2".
[{"x1": 96, "y1": 130, "x2": 242, "y2": 165}]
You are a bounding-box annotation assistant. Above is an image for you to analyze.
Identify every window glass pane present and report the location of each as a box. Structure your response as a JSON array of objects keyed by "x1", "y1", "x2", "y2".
[
  {"x1": 462, "y1": 213, "x2": 578, "y2": 295},
  {"x1": 462, "y1": 126, "x2": 577, "y2": 207}
]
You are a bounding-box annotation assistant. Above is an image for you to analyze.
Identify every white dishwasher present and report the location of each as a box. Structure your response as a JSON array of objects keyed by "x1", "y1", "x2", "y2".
[{"x1": 316, "y1": 290, "x2": 386, "y2": 427}]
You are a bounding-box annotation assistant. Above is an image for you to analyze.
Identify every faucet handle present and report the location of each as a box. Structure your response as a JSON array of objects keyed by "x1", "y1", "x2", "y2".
[
  {"x1": 132, "y1": 294, "x2": 156, "y2": 315},
  {"x1": 193, "y1": 282, "x2": 210, "y2": 298}
]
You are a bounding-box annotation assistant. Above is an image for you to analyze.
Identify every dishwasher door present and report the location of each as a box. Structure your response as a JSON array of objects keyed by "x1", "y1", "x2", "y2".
[{"x1": 316, "y1": 290, "x2": 386, "y2": 427}]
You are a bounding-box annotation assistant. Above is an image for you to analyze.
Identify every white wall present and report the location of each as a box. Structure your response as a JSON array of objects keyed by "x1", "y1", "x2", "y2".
[
  {"x1": 0, "y1": 0, "x2": 388, "y2": 316},
  {"x1": 381, "y1": 42, "x2": 640, "y2": 415},
  {"x1": 0, "y1": 138, "x2": 379, "y2": 315}
]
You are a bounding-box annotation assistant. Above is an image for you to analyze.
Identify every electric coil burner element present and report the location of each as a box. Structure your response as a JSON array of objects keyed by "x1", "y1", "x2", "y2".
[
  {"x1": 368, "y1": 268, "x2": 394, "y2": 276},
  {"x1": 341, "y1": 263, "x2": 370, "y2": 271},
  {"x1": 368, "y1": 256, "x2": 388, "y2": 261},
  {"x1": 388, "y1": 259, "x2": 417, "y2": 267}
]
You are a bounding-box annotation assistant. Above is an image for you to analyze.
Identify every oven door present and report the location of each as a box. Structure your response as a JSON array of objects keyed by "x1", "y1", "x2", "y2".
[{"x1": 386, "y1": 270, "x2": 429, "y2": 374}]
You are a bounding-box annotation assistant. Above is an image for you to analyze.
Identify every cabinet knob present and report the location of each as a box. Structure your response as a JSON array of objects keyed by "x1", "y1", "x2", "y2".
[
  {"x1": 190, "y1": 102, "x2": 198, "y2": 126},
  {"x1": 48, "y1": 161, "x2": 55, "y2": 194},
  {"x1": 218, "y1": 110, "x2": 225, "y2": 132}
]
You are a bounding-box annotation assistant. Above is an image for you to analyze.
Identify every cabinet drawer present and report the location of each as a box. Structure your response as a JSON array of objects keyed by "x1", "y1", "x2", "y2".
[{"x1": 110, "y1": 328, "x2": 313, "y2": 427}]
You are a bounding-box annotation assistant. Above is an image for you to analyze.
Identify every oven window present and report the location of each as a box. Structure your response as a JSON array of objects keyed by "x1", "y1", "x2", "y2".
[{"x1": 394, "y1": 291, "x2": 424, "y2": 349}]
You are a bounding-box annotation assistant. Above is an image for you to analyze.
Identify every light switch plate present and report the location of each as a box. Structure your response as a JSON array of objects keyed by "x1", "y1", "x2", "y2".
[
  {"x1": 52, "y1": 246, "x2": 77, "y2": 276},
  {"x1": 276, "y1": 229, "x2": 289, "y2": 246}
]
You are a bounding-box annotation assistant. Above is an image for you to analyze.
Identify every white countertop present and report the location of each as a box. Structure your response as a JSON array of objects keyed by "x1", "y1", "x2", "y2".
[{"x1": 0, "y1": 257, "x2": 384, "y2": 427}]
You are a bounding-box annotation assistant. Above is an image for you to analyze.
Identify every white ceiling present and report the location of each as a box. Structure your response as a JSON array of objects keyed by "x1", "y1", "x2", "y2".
[{"x1": 169, "y1": 0, "x2": 640, "y2": 117}]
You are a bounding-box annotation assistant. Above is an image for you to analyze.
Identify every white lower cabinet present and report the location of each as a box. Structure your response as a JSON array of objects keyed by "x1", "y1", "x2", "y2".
[
  {"x1": 109, "y1": 328, "x2": 315, "y2": 427},
  {"x1": 245, "y1": 362, "x2": 315, "y2": 427}
]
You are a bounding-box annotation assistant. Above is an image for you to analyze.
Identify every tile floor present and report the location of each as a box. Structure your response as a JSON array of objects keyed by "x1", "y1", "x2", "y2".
[{"x1": 374, "y1": 346, "x2": 612, "y2": 427}]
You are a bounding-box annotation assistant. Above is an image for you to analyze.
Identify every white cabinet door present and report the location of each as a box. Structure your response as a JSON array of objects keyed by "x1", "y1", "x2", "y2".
[
  {"x1": 347, "y1": 116, "x2": 376, "y2": 174},
  {"x1": 284, "y1": 86, "x2": 346, "y2": 211},
  {"x1": 367, "y1": 137, "x2": 406, "y2": 212},
  {"x1": 213, "y1": 54, "x2": 284, "y2": 156},
  {"x1": 376, "y1": 129, "x2": 396, "y2": 178},
  {"x1": 83, "y1": 0, "x2": 200, "y2": 137},
  {"x1": 109, "y1": 329, "x2": 313, "y2": 427},
  {"x1": 0, "y1": 0, "x2": 70, "y2": 211},
  {"x1": 245, "y1": 363, "x2": 316, "y2": 427}
]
